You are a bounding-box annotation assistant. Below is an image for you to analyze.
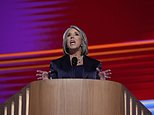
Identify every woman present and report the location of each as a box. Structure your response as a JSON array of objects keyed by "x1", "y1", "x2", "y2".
[{"x1": 36, "y1": 25, "x2": 111, "y2": 80}]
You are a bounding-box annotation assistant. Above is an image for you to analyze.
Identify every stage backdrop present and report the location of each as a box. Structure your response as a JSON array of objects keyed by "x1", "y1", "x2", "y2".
[{"x1": 0, "y1": 0, "x2": 154, "y2": 113}]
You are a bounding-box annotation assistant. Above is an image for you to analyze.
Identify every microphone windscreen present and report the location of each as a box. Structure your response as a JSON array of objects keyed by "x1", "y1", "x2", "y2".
[{"x1": 72, "y1": 57, "x2": 78, "y2": 66}]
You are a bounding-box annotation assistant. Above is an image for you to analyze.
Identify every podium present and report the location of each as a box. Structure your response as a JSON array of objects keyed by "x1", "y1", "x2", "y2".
[{"x1": 0, "y1": 79, "x2": 151, "y2": 115}]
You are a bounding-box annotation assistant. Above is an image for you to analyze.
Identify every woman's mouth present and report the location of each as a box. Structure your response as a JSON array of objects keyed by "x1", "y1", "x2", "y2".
[{"x1": 70, "y1": 40, "x2": 76, "y2": 45}]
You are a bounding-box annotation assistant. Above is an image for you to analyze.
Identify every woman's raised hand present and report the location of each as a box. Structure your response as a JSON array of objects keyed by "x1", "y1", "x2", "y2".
[
  {"x1": 96, "y1": 68, "x2": 112, "y2": 80},
  {"x1": 36, "y1": 70, "x2": 50, "y2": 80}
]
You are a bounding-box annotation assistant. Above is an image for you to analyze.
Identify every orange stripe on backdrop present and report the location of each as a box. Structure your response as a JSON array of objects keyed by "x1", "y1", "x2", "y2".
[
  {"x1": 0, "y1": 47, "x2": 154, "y2": 64},
  {"x1": 0, "y1": 64, "x2": 49, "y2": 71},
  {"x1": 0, "y1": 54, "x2": 153, "y2": 71},
  {"x1": 89, "y1": 39, "x2": 154, "y2": 50},
  {"x1": 0, "y1": 56, "x2": 61, "y2": 64},
  {"x1": 99, "y1": 54, "x2": 154, "y2": 62},
  {"x1": 0, "y1": 49, "x2": 63, "y2": 58},
  {"x1": 88, "y1": 47, "x2": 154, "y2": 56},
  {"x1": 103, "y1": 61, "x2": 154, "y2": 68},
  {"x1": 0, "y1": 40, "x2": 154, "y2": 58}
]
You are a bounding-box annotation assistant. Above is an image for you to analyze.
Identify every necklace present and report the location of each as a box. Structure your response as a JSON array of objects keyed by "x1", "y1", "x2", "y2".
[{"x1": 77, "y1": 56, "x2": 83, "y2": 64}]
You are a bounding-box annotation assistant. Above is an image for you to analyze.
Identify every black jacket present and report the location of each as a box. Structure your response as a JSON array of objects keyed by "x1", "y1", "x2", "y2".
[{"x1": 49, "y1": 55, "x2": 102, "y2": 79}]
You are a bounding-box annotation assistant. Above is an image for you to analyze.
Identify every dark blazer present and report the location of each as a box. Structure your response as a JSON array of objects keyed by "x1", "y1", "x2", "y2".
[{"x1": 49, "y1": 55, "x2": 102, "y2": 79}]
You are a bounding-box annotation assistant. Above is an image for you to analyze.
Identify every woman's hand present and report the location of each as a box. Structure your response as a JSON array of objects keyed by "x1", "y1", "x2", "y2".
[
  {"x1": 96, "y1": 68, "x2": 112, "y2": 80},
  {"x1": 36, "y1": 70, "x2": 50, "y2": 80}
]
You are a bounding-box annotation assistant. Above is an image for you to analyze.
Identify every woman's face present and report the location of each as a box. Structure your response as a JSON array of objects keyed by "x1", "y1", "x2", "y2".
[{"x1": 66, "y1": 28, "x2": 82, "y2": 51}]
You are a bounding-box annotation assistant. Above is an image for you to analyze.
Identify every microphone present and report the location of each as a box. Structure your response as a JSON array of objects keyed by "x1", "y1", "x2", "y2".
[{"x1": 72, "y1": 57, "x2": 78, "y2": 66}]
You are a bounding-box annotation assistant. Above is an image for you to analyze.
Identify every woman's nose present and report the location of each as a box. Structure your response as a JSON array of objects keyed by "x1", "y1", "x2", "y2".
[{"x1": 70, "y1": 36, "x2": 74, "y2": 39}]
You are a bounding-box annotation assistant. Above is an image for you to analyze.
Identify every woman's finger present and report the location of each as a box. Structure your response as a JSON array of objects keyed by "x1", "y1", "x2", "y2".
[
  {"x1": 37, "y1": 70, "x2": 44, "y2": 73},
  {"x1": 36, "y1": 74, "x2": 42, "y2": 77},
  {"x1": 100, "y1": 72, "x2": 111, "y2": 78},
  {"x1": 105, "y1": 75, "x2": 111, "y2": 78},
  {"x1": 105, "y1": 72, "x2": 112, "y2": 75},
  {"x1": 37, "y1": 76, "x2": 48, "y2": 80},
  {"x1": 104, "y1": 69, "x2": 111, "y2": 72},
  {"x1": 37, "y1": 77, "x2": 43, "y2": 80},
  {"x1": 96, "y1": 67, "x2": 101, "y2": 72}
]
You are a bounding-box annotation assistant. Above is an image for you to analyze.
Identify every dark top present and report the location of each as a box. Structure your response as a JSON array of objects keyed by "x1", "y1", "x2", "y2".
[
  {"x1": 72, "y1": 65, "x2": 84, "y2": 78},
  {"x1": 49, "y1": 55, "x2": 102, "y2": 79}
]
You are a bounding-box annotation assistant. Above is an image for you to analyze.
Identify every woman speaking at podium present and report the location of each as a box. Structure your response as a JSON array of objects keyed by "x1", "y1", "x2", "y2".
[{"x1": 36, "y1": 25, "x2": 111, "y2": 80}]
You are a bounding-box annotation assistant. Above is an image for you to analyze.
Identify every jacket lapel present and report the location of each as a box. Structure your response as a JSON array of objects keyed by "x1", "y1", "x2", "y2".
[
  {"x1": 60, "y1": 55, "x2": 73, "y2": 78},
  {"x1": 83, "y1": 56, "x2": 91, "y2": 78}
]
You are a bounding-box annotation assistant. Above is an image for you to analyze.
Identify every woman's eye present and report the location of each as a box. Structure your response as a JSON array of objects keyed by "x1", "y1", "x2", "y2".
[
  {"x1": 75, "y1": 33, "x2": 79, "y2": 36},
  {"x1": 67, "y1": 33, "x2": 70, "y2": 37}
]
